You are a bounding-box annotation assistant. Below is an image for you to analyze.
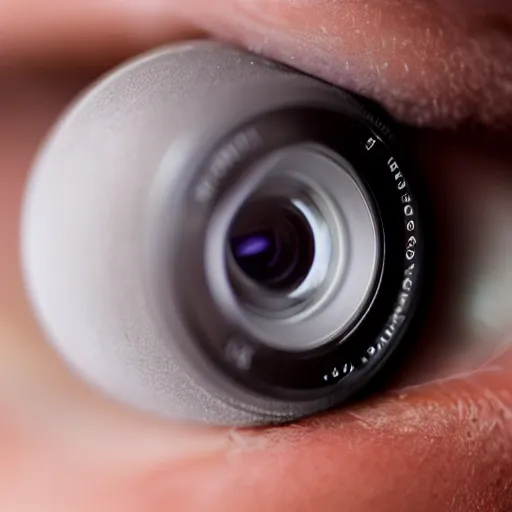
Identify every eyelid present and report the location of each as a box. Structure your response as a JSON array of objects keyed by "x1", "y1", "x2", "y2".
[
  {"x1": 193, "y1": 0, "x2": 512, "y2": 129},
  {"x1": 2, "y1": 1, "x2": 510, "y2": 127},
  {"x1": 138, "y1": 366, "x2": 512, "y2": 512}
]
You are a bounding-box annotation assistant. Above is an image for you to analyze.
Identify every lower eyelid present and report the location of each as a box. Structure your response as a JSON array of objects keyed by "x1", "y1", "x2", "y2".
[{"x1": 137, "y1": 367, "x2": 512, "y2": 512}]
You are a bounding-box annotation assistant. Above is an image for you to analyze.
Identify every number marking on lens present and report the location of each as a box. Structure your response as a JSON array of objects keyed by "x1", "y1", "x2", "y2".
[
  {"x1": 324, "y1": 362, "x2": 354, "y2": 383},
  {"x1": 318, "y1": 138, "x2": 423, "y2": 391},
  {"x1": 388, "y1": 157, "x2": 407, "y2": 191},
  {"x1": 365, "y1": 137, "x2": 377, "y2": 151}
]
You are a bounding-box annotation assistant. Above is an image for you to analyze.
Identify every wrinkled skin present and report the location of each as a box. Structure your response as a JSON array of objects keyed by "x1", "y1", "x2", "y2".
[{"x1": 1, "y1": 1, "x2": 512, "y2": 511}]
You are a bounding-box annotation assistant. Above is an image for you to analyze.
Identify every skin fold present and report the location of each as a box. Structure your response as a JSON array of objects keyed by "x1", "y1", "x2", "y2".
[{"x1": 0, "y1": 1, "x2": 511, "y2": 510}]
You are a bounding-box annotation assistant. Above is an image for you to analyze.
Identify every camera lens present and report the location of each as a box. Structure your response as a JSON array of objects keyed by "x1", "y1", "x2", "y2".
[
  {"x1": 24, "y1": 41, "x2": 430, "y2": 426},
  {"x1": 229, "y1": 199, "x2": 315, "y2": 291}
]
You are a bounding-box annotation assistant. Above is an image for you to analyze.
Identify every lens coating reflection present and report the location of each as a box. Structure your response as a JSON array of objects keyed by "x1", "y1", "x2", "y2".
[
  {"x1": 233, "y1": 233, "x2": 273, "y2": 258},
  {"x1": 229, "y1": 200, "x2": 315, "y2": 291}
]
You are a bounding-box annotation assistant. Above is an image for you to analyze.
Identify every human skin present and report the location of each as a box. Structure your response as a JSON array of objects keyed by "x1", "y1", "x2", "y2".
[{"x1": 0, "y1": 1, "x2": 512, "y2": 511}]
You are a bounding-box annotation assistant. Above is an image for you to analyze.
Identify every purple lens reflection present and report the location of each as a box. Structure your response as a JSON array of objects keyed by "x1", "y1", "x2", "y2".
[{"x1": 234, "y1": 235, "x2": 272, "y2": 258}]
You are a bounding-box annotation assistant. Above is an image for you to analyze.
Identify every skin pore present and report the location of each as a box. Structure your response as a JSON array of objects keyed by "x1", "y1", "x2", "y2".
[{"x1": 1, "y1": 1, "x2": 512, "y2": 510}]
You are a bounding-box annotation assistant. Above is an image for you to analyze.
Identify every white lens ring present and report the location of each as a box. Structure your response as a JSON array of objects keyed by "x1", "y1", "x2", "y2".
[{"x1": 205, "y1": 143, "x2": 381, "y2": 352}]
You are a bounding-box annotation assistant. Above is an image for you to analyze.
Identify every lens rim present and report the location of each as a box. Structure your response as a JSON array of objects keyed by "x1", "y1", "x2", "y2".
[{"x1": 167, "y1": 104, "x2": 426, "y2": 402}]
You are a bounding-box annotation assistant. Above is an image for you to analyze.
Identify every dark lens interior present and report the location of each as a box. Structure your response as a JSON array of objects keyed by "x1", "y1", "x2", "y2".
[{"x1": 229, "y1": 200, "x2": 315, "y2": 291}]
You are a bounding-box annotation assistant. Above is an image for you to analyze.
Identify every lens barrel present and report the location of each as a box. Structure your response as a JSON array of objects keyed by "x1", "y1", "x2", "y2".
[{"x1": 23, "y1": 41, "x2": 429, "y2": 425}]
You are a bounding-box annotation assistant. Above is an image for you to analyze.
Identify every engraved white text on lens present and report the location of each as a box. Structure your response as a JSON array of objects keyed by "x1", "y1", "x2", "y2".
[
  {"x1": 388, "y1": 157, "x2": 407, "y2": 190},
  {"x1": 194, "y1": 128, "x2": 262, "y2": 203},
  {"x1": 324, "y1": 140, "x2": 420, "y2": 384}
]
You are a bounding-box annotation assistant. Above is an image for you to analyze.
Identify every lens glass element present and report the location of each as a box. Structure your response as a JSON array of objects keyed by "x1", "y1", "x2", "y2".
[{"x1": 229, "y1": 200, "x2": 315, "y2": 291}]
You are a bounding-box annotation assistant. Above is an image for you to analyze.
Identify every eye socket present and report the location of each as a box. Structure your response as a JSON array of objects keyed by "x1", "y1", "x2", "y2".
[{"x1": 21, "y1": 40, "x2": 512, "y2": 427}]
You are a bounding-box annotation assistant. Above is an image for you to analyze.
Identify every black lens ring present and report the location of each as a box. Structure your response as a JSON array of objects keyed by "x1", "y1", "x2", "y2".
[{"x1": 172, "y1": 98, "x2": 428, "y2": 402}]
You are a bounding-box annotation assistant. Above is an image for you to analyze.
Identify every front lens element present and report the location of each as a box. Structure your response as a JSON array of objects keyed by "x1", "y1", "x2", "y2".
[{"x1": 229, "y1": 199, "x2": 315, "y2": 291}]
